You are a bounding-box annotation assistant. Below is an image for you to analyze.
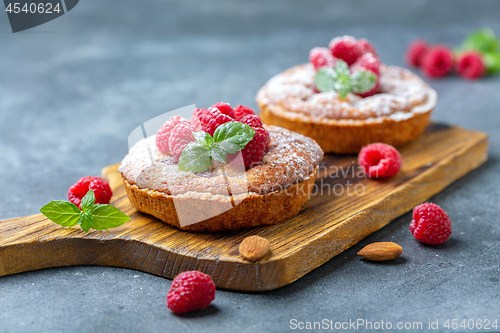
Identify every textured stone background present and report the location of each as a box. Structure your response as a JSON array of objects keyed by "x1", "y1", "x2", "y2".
[{"x1": 0, "y1": 0, "x2": 499, "y2": 332}]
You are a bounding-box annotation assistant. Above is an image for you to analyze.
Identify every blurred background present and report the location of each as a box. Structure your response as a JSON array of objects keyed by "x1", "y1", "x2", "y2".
[{"x1": 1, "y1": 1, "x2": 499, "y2": 332}]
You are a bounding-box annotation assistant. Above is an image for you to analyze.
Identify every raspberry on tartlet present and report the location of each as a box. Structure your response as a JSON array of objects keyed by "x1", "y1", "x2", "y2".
[
  {"x1": 191, "y1": 108, "x2": 207, "y2": 130},
  {"x1": 156, "y1": 116, "x2": 190, "y2": 155},
  {"x1": 169, "y1": 122, "x2": 197, "y2": 162},
  {"x1": 210, "y1": 102, "x2": 236, "y2": 119},
  {"x1": 234, "y1": 105, "x2": 256, "y2": 120},
  {"x1": 351, "y1": 52, "x2": 381, "y2": 77},
  {"x1": 201, "y1": 107, "x2": 234, "y2": 136},
  {"x1": 357, "y1": 38, "x2": 377, "y2": 56},
  {"x1": 309, "y1": 47, "x2": 336, "y2": 70},
  {"x1": 329, "y1": 36, "x2": 363, "y2": 66}
]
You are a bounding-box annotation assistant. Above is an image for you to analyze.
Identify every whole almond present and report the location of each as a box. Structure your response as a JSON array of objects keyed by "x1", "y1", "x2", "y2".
[
  {"x1": 357, "y1": 242, "x2": 403, "y2": 261},
  {"x1": 239, "y1": 236, "x2": 270, "y2": 261}
]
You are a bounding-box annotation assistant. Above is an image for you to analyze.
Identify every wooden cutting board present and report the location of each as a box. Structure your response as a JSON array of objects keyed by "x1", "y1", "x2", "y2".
[{"x1": 0, "y1": 124, "x2": 488, "y2": 291}]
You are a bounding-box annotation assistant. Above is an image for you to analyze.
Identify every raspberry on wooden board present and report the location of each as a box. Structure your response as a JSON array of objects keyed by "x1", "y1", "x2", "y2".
[{"x1": 358, "y1": 143, "x2": 402, "y2": 178}]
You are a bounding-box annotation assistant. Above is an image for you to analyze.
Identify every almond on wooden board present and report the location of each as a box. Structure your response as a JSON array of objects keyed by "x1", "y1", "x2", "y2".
[
  {"x1": 239, "y1": 236, "x2": 270, "y2": 261},
  {"x1": 357, "y1": 242, "x2": 403, "y2": 261}
]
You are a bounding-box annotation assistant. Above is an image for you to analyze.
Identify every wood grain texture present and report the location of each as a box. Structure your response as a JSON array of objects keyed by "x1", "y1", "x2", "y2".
[{"x1": 0, "y1": 124, "x2": 488, "y2": 291}]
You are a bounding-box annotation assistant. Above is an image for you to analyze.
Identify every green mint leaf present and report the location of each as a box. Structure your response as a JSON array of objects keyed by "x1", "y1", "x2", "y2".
[
  {"x1": 78, "y1": 211, "x2": 93, "y2": 233},
  {"x1": 40, "y1": 200, "x2": 81, "y2": 227},
  {"x1": 334, "y1": 59, "x2": 350, "y2": 77},
  {"x1": 351, "y1": 70, "x2": 377, "y2": 94},
  {"x1": 334, "y1": 75, "x2": 352, "y2": 98},
  {"x1": 459, "y1": 28, "x2": 499, "y2": 54},
  {"x1": 210, "y1": 122, "x2": 255, "y2": 163},
  {"x1": 178, "y1": 142, "x2": 212, "y2": 173},
  {"x1": 209, "y1": 141, "x2": 240, "y2": 163},
  {"x1": 89, "y1": 205, "x2": 131, "y2": 230},
  {"x1": 483, "y1": 52, "x2": 500, "y2": 74},
  {"x1": 314, "y1": 60, "x2": 352, "y2": 98},
  {"x1": 213, "y1": 122, "x2": 255, "y2": 148},
  {"x1": 193, "y1": 131, "x2": 213, "y2": 148},
  {"x1": 80, "y1": 190, "x2": 96, "y2": 212},
  {"x1": 314, "y1": 67, "x2": 337, "y2": 92}
]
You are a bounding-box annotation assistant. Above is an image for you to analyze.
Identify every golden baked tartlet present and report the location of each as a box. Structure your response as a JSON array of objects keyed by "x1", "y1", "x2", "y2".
[
  {"x1": 256, "y1": 36, "x2": 437, "y2": 154},
  {"x1": 119, "y1": 104, "x2": 323, "y2": 232}
]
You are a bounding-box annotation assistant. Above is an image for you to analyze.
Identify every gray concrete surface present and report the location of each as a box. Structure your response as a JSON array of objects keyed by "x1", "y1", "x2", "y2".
[{"x1": 0, "y1": 0, "x2": 499, "y2": 332}]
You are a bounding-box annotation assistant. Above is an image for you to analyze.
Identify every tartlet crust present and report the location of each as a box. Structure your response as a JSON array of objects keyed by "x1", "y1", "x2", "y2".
[
  {"x1": 256, "y1": 64, "x2": 437, "y2": 154},
  {"x1": 122, "y1": 169, "x2": 316, "y2": 232}
]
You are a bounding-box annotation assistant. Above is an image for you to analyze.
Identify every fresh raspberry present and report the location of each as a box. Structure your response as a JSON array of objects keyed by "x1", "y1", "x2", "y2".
[
  {"x1": 406, "y1": 39, "x2": 429, "y2": 67},
  {"x1": 410, "y1": 203, "x2": 452, "y2": 245},
  {"x1": 68, "y1": 176, "x2": 112, "y2": 209},
  {"x1": 191, "y1": 108, "x2": 207, "y2": 131},
  {"x1": 328, "y1": 36, "x2": 363, "y2": 66},
  {"x1": 156, "y1": 116, "x2": 189, "y2": 155},
  {"x1": 210, "y1": 102, "x2": 235, "y2": 119},
  {"x1": 358, "y1": 38, "x2": 377, "y2": 56},
  {"x1": 234, "y1": 105, "x2": 256, "y2": 121},
  {"x1": 201, "y1": 107, "x2": 234, "y2": 136},
  {"x1": 309, "y1": 47, "x2": 336, "y2": 70},
  {"x1": 239, "y1": 114, "x2": 263, "y2": 129},
  {"x1": 421, "y1": 45, "x2": 454, "y2": 78},
  {"x1": 167, "y1": 271, "x2": 216, "y2": 314},
  {"x1": 456, "y1": 51, "x2": 486, "y2": 80},
  {"x1": 242, "y1": 126, "x2": 270, "y2": 169},
  {"x1": 351, "y1": 52, "x2": 381, "y2": 76},
  {"x1": 169, "y1": 122, "x2": 197, "y2": 162},
  {"x1": 358, "y1": 143, "x2": 402, "y2": 178}
]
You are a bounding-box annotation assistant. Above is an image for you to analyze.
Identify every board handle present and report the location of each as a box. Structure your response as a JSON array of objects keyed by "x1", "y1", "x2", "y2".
[{"x1": 0, "y1": 213, "x2": 129, "y2": 277}]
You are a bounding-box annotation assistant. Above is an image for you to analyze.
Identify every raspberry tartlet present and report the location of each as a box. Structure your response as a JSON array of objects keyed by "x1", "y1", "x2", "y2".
[
  {"x1": 118, "y1": 104, "x2": 323, "y2": 232},
  {"x1": 256, "y1": 36, "x2": 438, "y2": 154}
]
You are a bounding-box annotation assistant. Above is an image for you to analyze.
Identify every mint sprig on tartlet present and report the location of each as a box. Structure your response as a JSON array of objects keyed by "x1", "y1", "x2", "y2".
[
  {"x1": 314, "y1": 59, "x2": 377, "y2": 98},
  {"x1": 40, "y1": 190, "x2": 130, "y2": 232},
  {"x1": 179, "y1": 121, "x2": 255, "y2": 173}
]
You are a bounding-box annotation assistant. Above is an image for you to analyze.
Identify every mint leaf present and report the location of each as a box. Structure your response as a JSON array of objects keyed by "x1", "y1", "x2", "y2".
[
  {"x1": 193, "y1": 131, "x2": 213, "y2": 148},
  {"x1": 80, "y1": 190, "x2": 96, "y2": 211},
  {"x1": 213, "y1": 122, "x2": 255, "y2": 148},
  {"x1": 40, "y1": 201, "x2": 81, "y2": 227},
  {"x1": 209, "y1": 141, "x2": 239, "y2": 163},
  {"x1": 90, "y1": 205, "x2": 130, "y2": 230},
  {"x1": 78, "y1": 211, "x2": 93, "y2": 233},
  {"x1": 334, "y1": 59, "x2": 350, "y2": 77},
  {"x1": 178, "y1": 121, "x2": 255, "y2": 172},
  {"x1": 315, "y1": 67, "x2": 337, "y2": 92},
  {"x1": 178, "y1": 142, "x2": 212, "y2": 173},
  {"x1": 351, "y1": 70, "x2": 377, "y2": 94},
  {"x1": 459, "y1": 28, "x2": 499, "y2": 54},
  {"x1": 483, "y1": 52, "x2": 500, "y2": 74},
  {"x1": 314, "y1": 60, "x2": 354, "y2": 98}
]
